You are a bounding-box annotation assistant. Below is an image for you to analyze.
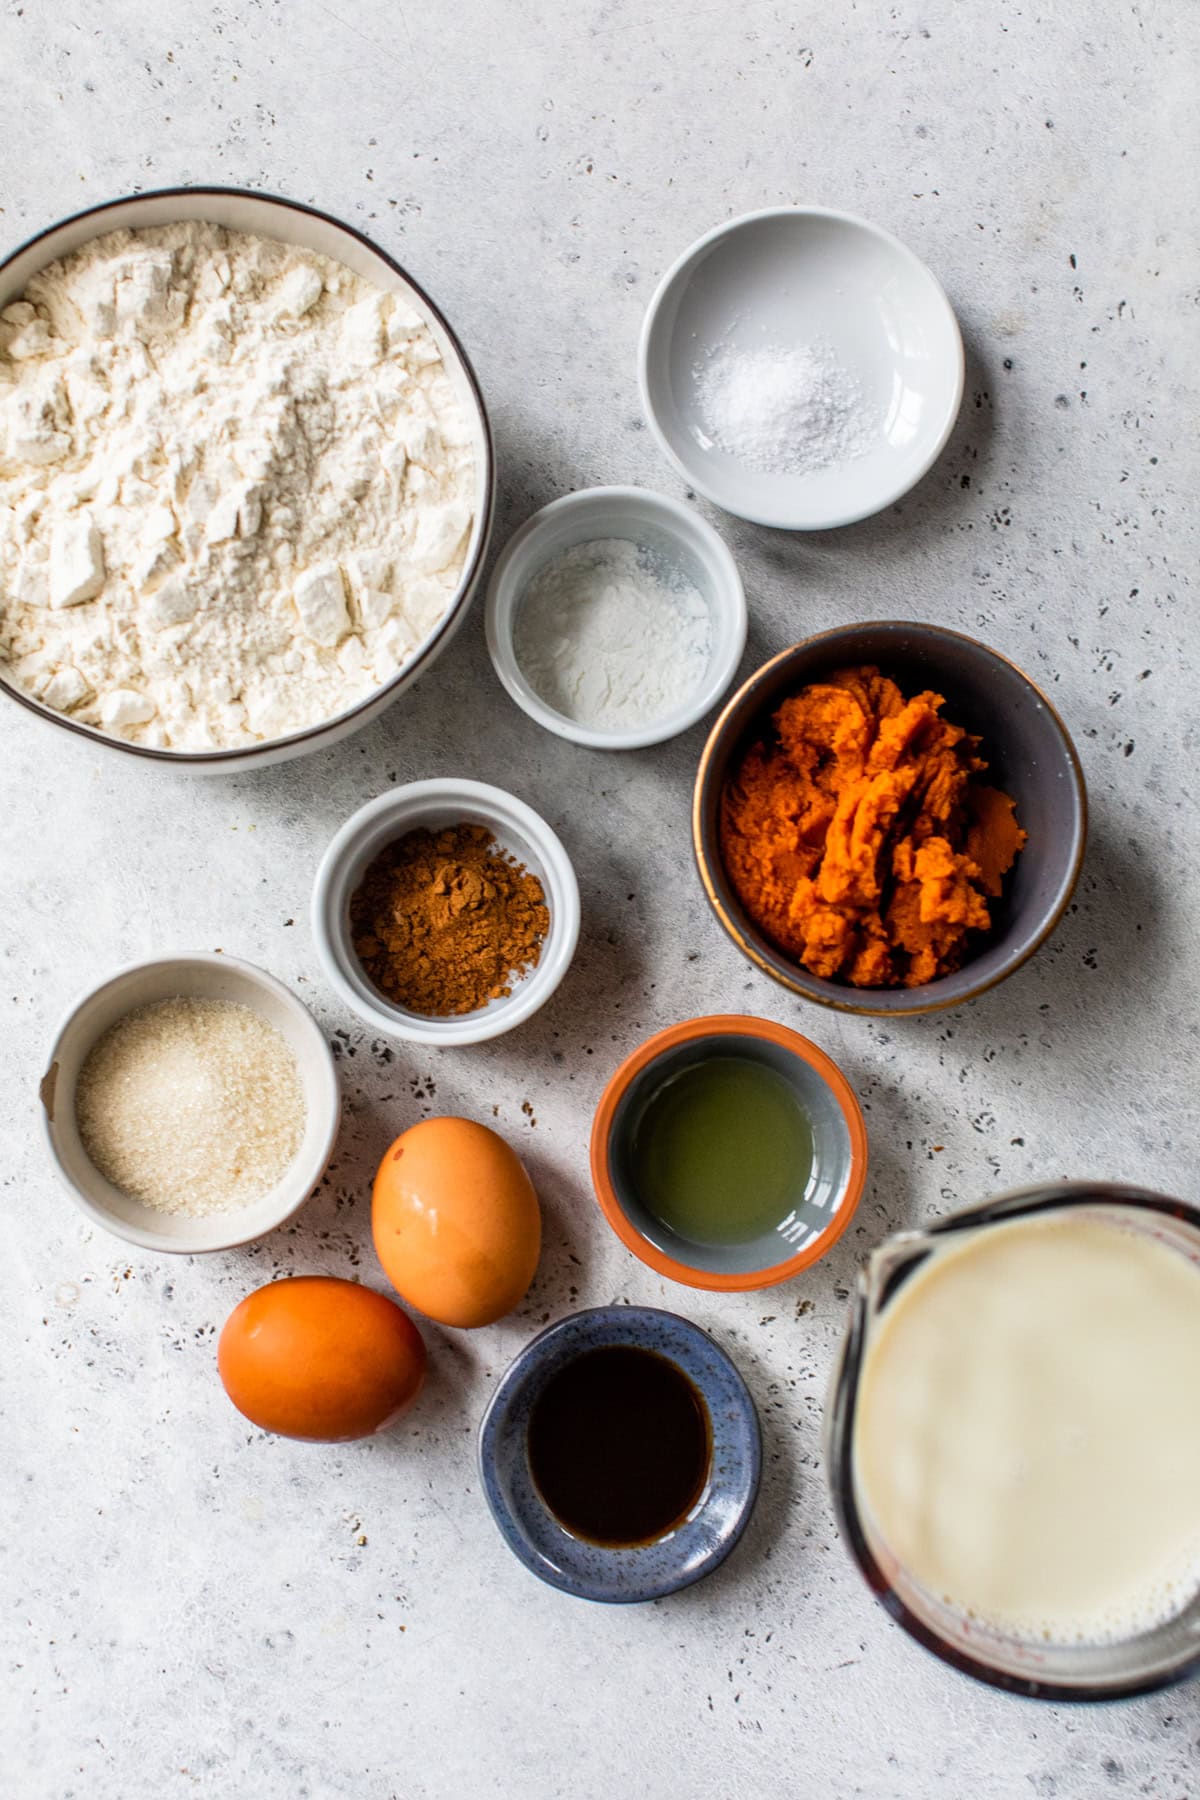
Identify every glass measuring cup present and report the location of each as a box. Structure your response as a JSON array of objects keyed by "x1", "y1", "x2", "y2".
[{"x1": 826, "y1": 1182, "x2": 1200, "y2": 1701}]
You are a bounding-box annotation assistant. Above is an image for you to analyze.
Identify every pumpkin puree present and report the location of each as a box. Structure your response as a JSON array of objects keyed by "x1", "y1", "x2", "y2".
[{"x1": 719, "y1": 666, "x2": 1026, "y2": 988}]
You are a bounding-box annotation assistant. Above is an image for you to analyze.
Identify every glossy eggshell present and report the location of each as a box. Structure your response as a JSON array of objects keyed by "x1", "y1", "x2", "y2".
[
  {"x1": 218, "y1": 1276, "x2": 426, "y2": 1441},
  {"x1": 372, "y1": 1117, "x2": 541, "y2": 1328}
]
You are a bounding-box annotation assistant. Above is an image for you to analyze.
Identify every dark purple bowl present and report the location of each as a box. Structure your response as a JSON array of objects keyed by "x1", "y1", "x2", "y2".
[{"x1": 693, "y1": 622, "x2": 1087, "y2": 1017}]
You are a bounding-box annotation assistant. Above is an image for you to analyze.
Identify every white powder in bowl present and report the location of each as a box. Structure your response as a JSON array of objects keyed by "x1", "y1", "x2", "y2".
[
  {"x1": 75, "y1": 996, "x2": 306, "y2": 1216},
  {"x1": 512, "y1": 537, "x2": 712, "y2": 731},
  {"x1": 0, "y1": 222, "x2": 475, "y2": 749},
  {"x1": 692, "y1": 338, "x2": 874, "y2": 477}
]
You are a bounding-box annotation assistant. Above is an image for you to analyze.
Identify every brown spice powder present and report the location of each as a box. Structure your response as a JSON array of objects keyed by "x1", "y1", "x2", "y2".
[{"x1": 350, "y1": 823, "x2": 550, "y2": 1017}]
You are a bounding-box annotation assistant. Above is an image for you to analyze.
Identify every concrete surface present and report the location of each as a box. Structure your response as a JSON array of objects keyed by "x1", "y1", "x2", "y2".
[{"x1": 2, "y1": 3, "x2": 1198, "y2": 1797}]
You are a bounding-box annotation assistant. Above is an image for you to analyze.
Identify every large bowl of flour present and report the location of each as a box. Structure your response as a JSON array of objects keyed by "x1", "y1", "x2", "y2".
[{"x1": 0, "y1": 188, "x2": 493, "y2": 770}]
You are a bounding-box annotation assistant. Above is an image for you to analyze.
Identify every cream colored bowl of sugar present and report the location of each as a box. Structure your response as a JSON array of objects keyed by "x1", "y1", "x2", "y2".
[
  {"x1": 485, "y1": 486, "x2": 747, "y2": 751},
  {"x1": 0, "y1": 186, "x2": 495, "y2": 773},
  {"x1": 40, "y1": 955, "x2": 340, "y2": 1253}
]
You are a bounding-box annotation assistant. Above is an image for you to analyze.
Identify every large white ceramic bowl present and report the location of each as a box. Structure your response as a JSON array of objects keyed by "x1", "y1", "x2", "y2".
[
  {"x1": 0, "y1": 186, "x2": 494, "y2": 771},
  {"x1": 639, "y1": 207, "x2": 964, "y2": 531},
  {"x1": 485, "y1": 485, "x2": 747, "y2": 750},
  {"x1": 312, "y1": 779, "x2": 581, "y2": 1046},
  {"x1": 40, "y1": 955, "x2": 340, "y2": 1254}
]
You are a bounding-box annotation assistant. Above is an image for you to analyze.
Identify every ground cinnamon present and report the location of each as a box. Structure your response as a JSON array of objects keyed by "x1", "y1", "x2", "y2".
[{"x1": 350, "y1": 823, "x2": 550, "y2": 1016}]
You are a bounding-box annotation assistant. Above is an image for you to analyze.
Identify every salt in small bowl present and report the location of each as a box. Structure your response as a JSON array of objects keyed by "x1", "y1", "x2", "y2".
[{"x1": 639, "y1": 207, "x2": 964, "y2": 530}]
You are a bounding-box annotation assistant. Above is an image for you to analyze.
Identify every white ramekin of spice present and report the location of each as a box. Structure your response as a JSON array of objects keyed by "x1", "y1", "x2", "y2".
[
  {"x1": 39, "y1": 955, "x2": 339, "y2": 1253},
  {"x1": 312, "y1": 779, "x2": 581, "y2": 1047},
  {"x1": 485, "y1": 486, "x2": 746, "y2": 750}
]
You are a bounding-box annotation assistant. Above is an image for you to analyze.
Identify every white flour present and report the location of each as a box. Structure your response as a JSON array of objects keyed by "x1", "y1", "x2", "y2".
[
  {"x1": 693, "y1": 338, "x2": 873, "y2": 477},
  {"x1": 513, "y1": 538, "x2": 711, "y2": 730},
  {"x1": 0, "y1": 222, "x2": 475, "y2": 748}
]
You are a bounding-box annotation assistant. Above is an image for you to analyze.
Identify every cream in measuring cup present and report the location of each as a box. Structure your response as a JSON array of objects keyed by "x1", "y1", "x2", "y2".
[{"x1": 853, "y1": 1211, "x2": 1200, "y2": 1643}]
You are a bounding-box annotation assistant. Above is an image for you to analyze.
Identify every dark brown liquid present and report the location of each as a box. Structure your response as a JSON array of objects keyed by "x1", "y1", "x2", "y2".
[{"x1": 527, "y1": 1346, "x2": 711, "y2": 1547}]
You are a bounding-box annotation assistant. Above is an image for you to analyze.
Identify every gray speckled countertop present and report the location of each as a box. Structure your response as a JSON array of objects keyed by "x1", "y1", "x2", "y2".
[{"x1": 3, "y1": 4, "x2": 1198, "y2": 1797}]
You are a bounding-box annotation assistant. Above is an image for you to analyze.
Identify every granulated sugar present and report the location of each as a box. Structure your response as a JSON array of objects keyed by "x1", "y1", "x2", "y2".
[
  {"x1": 693, "y1": 338, "x2": 873, "y2": 477},
  {"x1": 75, "y1": 996, "x2": 305, "y2": 1215}
]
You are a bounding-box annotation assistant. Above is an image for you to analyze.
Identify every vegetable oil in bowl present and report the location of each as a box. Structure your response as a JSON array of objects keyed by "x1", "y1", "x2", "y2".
[{"x1": 628, "y1": 1054, "x2": 814, "y2": 1247}]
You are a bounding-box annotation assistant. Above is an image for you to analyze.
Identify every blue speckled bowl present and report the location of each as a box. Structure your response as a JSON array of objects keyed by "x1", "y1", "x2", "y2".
[{"x1": 478, "y1": 1306, "x2": 762, "y2": 1602}]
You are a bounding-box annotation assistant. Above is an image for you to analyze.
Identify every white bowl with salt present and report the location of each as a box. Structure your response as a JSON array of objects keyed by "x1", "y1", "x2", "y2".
[
  {"x1": 40, "y1": 955, "x2": 339, "y2": 1254},
  {"x1": 639, "y1": 207, "x2": 964, "y2": 531},
  {"x1": 485, "y1": 486, "x2": 746, "y2": 750}
]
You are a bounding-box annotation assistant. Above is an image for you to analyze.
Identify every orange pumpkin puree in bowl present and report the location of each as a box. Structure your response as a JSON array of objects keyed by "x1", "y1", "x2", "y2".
[{"x1": 719, "y1": 666, "x2": 1026, "y2": 988}]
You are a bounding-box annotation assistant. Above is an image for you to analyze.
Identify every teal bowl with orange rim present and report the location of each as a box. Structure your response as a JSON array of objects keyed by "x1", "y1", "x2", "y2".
[{"x1": 589, "y1": 1014, "x2": 867, "y2": 1292}]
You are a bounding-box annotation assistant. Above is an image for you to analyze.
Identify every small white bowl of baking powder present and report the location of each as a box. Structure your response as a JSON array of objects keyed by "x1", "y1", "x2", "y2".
[
  {"x1": 485, "y1": 486, "x2": 747, "y2": 750},
  {"x1": 639, "y1": 207, "x2": 964, "y2": 531}
]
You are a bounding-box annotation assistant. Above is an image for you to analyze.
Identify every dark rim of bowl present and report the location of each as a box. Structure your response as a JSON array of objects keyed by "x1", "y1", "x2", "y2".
[
  {"x1": 0, "y1": 185, "x2": 496, "y2": 764},
  {"x1": 477, "y1": 1305, "x2": 763, "y2": 1602},
  {"x1": 826, "y1": 1183, "x2": 1200, "y2": 1701},
  {"x1": 692, "y1": 622, "x2": 1089, "y2": 1018}
]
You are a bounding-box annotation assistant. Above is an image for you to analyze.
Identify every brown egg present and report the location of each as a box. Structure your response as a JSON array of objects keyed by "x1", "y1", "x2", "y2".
[
  {"x1": 372, "y1": 1117, "x2": 541, "y2": 1328},
  {"x1": 218, "y1": 1276, "x2": 426, "y2": 1441}
]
